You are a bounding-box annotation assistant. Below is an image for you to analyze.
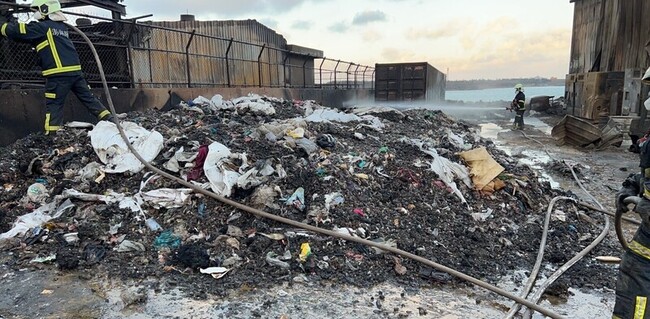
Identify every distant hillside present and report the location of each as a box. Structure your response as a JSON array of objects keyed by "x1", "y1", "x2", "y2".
[{"x1": 447, "y1": 78, "x2": 565, "y2": 90}]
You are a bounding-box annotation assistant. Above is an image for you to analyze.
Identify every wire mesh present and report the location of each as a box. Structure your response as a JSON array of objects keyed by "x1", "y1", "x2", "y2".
[{"x1": 0, "y1": 9, "x2": 374, "y2": 90}]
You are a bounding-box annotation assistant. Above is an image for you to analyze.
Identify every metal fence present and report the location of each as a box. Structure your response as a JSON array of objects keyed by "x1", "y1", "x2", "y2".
[{"x1": 0, "y1": 7, "x2": 374, "y2": 90}]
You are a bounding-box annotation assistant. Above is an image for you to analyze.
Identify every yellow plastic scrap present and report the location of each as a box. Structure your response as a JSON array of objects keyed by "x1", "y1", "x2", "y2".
[
  {"x1": 355, "y1": 173, "x2": 369, "y2": 179},
  {"x1": 299, "y1": 243, "x2": 312, "y2": 262},
  {"x1": 287, "y1": 128, "x2": 305, "y2": 138}
]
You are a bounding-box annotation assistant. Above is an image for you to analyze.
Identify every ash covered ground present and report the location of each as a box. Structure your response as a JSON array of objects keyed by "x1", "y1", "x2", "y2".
[{"x1": 0, "y1": 96, "x2": 622, "y2": 316}]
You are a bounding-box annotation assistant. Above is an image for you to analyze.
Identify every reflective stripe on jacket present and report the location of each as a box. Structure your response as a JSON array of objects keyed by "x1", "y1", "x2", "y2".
[
  {"x1": 514, "y1": 91, "x2": 526, "y2": 111},
  {"x1": 1, "y1": 18, "x2": 82, "y2": 77}
]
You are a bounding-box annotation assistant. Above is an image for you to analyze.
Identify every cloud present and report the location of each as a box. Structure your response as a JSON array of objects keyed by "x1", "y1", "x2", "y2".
[
  {"x1": 352, "y1": 10, "x2": 387, "y2": 25},
  {"x1": 328, "y1": 21, "x2": 348, "y2": 33},
  {"x1": 378, "y1": 25, "x2": 571, "y2": 79},
  {"x1": 259, "y1": 18, "x2": 279, "y2": 29},
  {"x1": 291, "y1": 20, "x2": 313, "y2": 30},
  {"x1": 405, "y1": 20, "x2": 465, "y2": 40},
  {"x1": 362, "y1": 30, "x2": 383, "y2": 42}
]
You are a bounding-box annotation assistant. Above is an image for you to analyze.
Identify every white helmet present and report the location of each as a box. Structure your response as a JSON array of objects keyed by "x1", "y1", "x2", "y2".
[
  {"x1": 514, "y1": 83, "x2": 524, "y2": 91},
  {"x1": 30, "y1": 0, "x2": 61, "y2": 20}
]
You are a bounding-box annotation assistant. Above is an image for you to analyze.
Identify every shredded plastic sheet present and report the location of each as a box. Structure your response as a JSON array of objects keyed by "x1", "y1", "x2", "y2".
[
  {"x1": 140, "y1": 188, "x2": 193, "y2": 209},
  {"x1": 77, "y1": 162, "x2": 103, "y2": 182},
  {"x1": 192, "y1": 94, "x2": 234, "y2": 111},
  {"x1": 203, "y1": 142, "x2": 241, "y2": 197},
  {"x1": 446, "y1": 129, "x2": 471, "y2": 151},
  {"x1": 62, "y1": 189, "x2": 143, "y2": 213},
  {"x1": 163, "y1": 147, "x2": 198, "y2": 173},
  {"x1": 232, "y1": 93, "x2": 276, "y2": 115},
  {"x1": 304, "y1": 109, "x2": 363, "y2": 123},
  {"x1": 403, "y1": 138, "x2": 472, "y2": 204},
  {"x1": 88, "y1": 121, "x2": 164, "y2": 174},
  {"x1": 256, "y1": 118, "x2": 307, "y2": 140},
  {"x1": 284, "y1": 187, "x2": 306, "y2": 210},
  {"x1": 0, "y1": 199, "x2": 74, "y2": 241}
]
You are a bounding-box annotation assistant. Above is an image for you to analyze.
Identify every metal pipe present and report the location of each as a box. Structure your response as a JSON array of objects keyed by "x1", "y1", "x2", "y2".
[
  {"x1": 346, "y1": 63, "x2": 354, "y2": 89},
  {"x1": 362, "y1": 66, "x2": 368, "y2": 89},
  {"x1": 302, "y1": 57, "x2": 309, "y2": 88},
  {"x1": 185, "y1": 30, "x2": 196, "y2": 88},
  {"x1": 282, "y1": 53, "x2": 290, "y2": 88},
  {"x1": 257, "y1": 44, "x2": 266, "y2": 88},
  {"x1": 225, "y1": 38, "x2": 233, "y2": 87},
  {"x1": 147, "y1": 37, "x2": 153, "y2": 87},
  {"x1": 318, "y1": 58, "x2": 326, "y2": 88},
  {"x1": 353, "y1": 64, "x2": 360, "y2": 89},
  {"x1": 576, "y1": 202, "x2": 641, "y2": 225},
  {"x1": 124, "y1": 18, "x2": 140, "y2": 88},
  {"x1": 334, "y1": 59, "x2": 341, "y2": 89}
]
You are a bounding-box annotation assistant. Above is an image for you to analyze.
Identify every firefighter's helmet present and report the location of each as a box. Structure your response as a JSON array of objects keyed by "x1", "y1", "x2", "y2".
[{"x1": 30, "y1": 0, "x2": 62, "y2": 17}]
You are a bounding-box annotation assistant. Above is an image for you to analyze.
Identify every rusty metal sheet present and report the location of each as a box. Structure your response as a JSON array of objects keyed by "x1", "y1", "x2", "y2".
[
  {"x1": 551, "y1": 114, "x2": 623, "y2": 148},
  {"x1": 551, "y1": 115, "x2": 602, "y2": 147}
]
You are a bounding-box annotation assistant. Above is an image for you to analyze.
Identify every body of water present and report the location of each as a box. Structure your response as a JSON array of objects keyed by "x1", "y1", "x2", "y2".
[{"x1": 446, "y1": 86, "x2": 565, "y2": 103}]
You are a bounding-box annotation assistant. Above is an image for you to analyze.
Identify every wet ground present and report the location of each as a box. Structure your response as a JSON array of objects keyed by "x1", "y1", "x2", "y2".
[{"x1": 0, "y1": 101, "x2": 637, "y2": 319}]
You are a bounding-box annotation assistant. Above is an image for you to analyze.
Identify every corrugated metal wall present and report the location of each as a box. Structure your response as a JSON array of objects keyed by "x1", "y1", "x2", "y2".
[
  {"x1": 567, "y1": 0, "x2": 650, "y2": 119},
  {"x1": 130, "y1": 19, "x2": 290, "y2": 87},
  {"x1": 569, "y1": 0, "x2": 650, "y2": 74}
]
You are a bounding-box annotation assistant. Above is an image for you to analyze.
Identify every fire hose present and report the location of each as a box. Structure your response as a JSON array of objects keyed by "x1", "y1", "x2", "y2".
[
  {"x1": 507, "y1": 130, "x2": 636, "y2": 318},
  {"x1": 0, "y1": 8, "x2": 548, "y2": 316}
]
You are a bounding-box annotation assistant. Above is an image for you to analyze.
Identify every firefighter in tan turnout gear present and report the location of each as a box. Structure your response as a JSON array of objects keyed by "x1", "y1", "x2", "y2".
[
  {"x1": 0, "y1": 0, "x2": 114, "y2": 135},
  {"x1": 613, "y1": 67, "x2": 650, "y2": 319}
]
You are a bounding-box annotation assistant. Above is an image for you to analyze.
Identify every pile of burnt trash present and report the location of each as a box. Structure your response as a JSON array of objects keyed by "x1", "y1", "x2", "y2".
[{"x1": 0, "y1": 94, "x2": 619, "y2": 298}]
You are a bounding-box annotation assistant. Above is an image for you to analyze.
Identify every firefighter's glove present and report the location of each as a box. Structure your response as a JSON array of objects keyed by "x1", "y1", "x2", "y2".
[
  {"x1": 616, "y1": 188, "x2": 638, "y2": 215},
  {"x1": 634, "y1": 198, "x2": 650, "y2": 228}
]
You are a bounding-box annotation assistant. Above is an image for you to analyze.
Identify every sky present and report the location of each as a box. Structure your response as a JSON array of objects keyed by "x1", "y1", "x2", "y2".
[{"x1": 29, "y1": 0, "x2": 576, "y2": 81}]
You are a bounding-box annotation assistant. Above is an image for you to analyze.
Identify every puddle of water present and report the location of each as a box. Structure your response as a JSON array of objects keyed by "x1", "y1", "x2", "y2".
[
  {"x1": 99, "y1": 282, "x2": 505, "y2": 319},
  {"x1": 0, "y1": 269, "x2": 105, "y2": 319},
  {"x1": 96, "y1": 279, "x2": 613, "y2": 319},
  {"x1": 479, "y1": 123, "x2": 508, "y2": 140},
  {"x1": 496, "y1": 270, "x2": 615, "y2": 318},
  {"x1": 479, "y1": 123, "x2": 562, "y2": 189},
  {"x1": 524, "y1": 117, "x2": 554, "y2": 135}
]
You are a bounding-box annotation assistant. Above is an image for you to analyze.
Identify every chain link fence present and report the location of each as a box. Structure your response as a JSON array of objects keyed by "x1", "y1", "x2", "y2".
[{"x1": 0, "y1": 8, "x2": 374, "y2": 90}]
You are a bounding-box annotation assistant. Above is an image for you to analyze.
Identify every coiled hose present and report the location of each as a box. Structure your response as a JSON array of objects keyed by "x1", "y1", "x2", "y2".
[
  {"x1": 65, "y1": 22, "x2": 564, "y2": 319},
  {"x1": 519, "y1": 164, "x2": 610, "y2": 319},
  {"x1": 503, "y1": 196, "x2": 575, "y2": 319},
  {"x1": 505, "y1": 131, "x2": 612, "y2": 318}
]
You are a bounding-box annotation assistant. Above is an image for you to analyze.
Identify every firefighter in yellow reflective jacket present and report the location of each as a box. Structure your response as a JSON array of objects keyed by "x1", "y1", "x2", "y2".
[
  {"x1": 0, "y1": 0, "x2": 113, "y2": 134},
  {"x1": 613, "y1": 67, "x2": 650, "y2": 319},
  {"x1": 511, "y1": 83, "x2": 526, "y2": 130}
]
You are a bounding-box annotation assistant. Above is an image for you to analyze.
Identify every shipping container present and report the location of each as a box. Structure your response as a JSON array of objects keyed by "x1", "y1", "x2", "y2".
[{"x1": 374, "y1": 62, "x2": 446, "y2": 102}]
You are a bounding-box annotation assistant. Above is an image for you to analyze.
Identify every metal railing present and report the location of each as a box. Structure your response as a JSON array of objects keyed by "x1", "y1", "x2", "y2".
[{"x1": 0, "y1": 3, "x2": 374, "y2": 90}]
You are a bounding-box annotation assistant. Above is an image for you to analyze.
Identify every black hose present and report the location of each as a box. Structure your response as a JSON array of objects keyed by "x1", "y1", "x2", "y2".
[{"x1": 66, "y1": 22, "x2": 565, "y2": 319}]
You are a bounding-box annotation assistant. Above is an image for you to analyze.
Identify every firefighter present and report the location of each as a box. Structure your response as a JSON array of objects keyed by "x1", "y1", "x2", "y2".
[
  {"x1": 613, "y1": 67, "x2": 650, "y2": 319},
  {"x1": 511, "y1": 83, "x2": 526, "y2": 130},
  {"x1": 0, "y1": 0, "x2": 114, "y2": 135}
]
